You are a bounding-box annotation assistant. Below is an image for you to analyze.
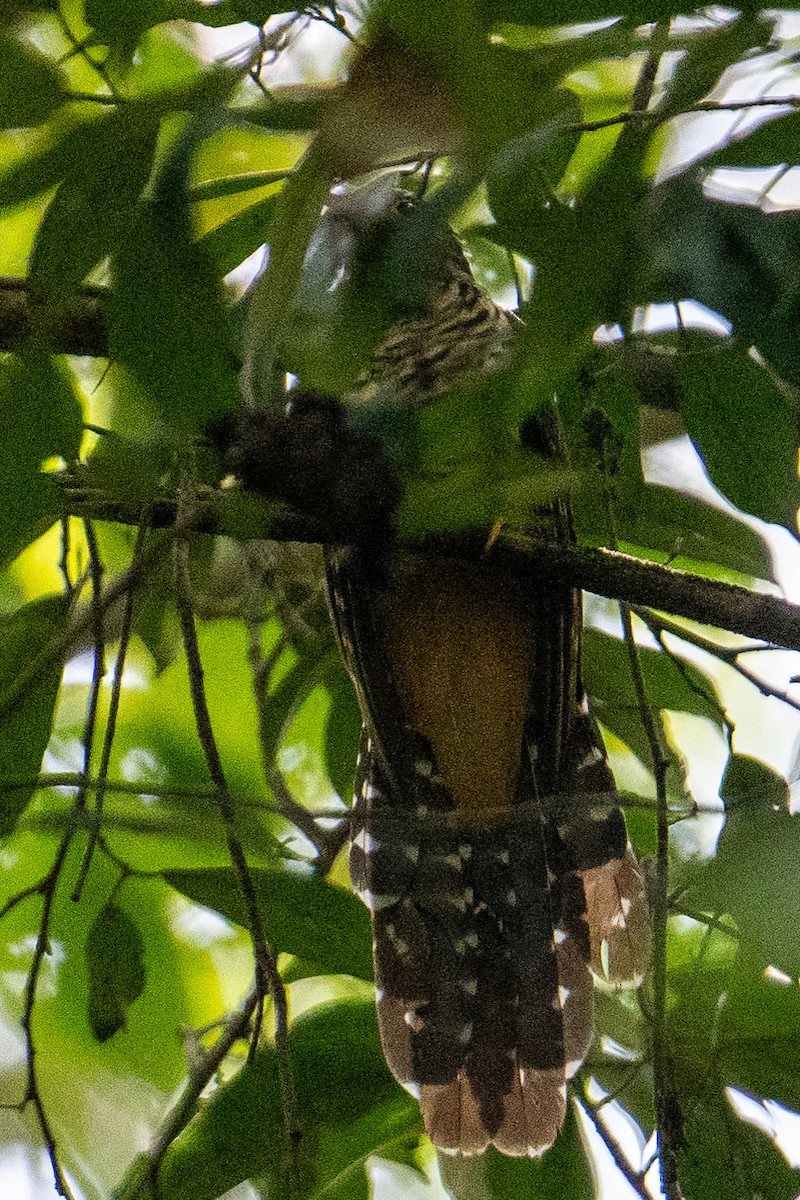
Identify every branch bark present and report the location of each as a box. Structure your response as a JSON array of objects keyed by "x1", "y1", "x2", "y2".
[{"x1": 59, "y1": 472, "x2": 800, "y2": 653}]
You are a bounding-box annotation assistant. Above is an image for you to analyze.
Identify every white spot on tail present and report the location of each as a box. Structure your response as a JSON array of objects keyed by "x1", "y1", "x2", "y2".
[
  {"x1": 352, "y1": 827, "x2": 378, "y2": 853},
  {"x1": 360, "y1": 890, "x2": 401, "y2": 911}
]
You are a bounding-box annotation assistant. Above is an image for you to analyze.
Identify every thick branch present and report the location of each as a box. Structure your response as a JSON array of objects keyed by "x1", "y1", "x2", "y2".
[
  {"x1": 498, "y1": 534, "x2": 800, "y2": 652},
  {"x1": 57, "y1": 469, "x2": 800, "y2": 652}
]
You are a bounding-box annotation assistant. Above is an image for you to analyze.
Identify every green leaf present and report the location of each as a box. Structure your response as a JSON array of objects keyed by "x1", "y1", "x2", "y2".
[
  {"x1": 85, "y1": 901, "x2": 147, "y2": 1042},
  {"x1": 231, "y1": 0, "x2": 291, "y2": 22},
  {"x1": 85, "y1": 0, "x2": 171, "y2": 45},
  {"x1": 720, "y1": 968, "x2": 800, "y2": 1113},
  {"x1": 583, "y1": 627, "x2": 721, "y2": 722},
  {"x1": 149, "y1": 1000, "x2": 414, "y2": 1200},
  {"x1": 165, "y1": 866, "x2": 374, "y2": 981},
  {"x1": 0, "y1": 33, "x2": 65, "y2": 128},
  {"x1": 131, "y1": 531, "x2": 180, "y2": 674},
  {"x1": 0, "y1": 348, "x2": 83, "y2": 568},
  {"x1": 324, "y1": 673, "x2": 361, "y2": 804},
  {"x1": 487, "y1": 89, "x2": 583, "y2": 220},
  {"x1": 677, "y1": 1083, "x2": 800, "y2": 1200},
  {"x1": 309, "y1": 1096, "x2": 420, "y2": 1200},
  {"x1": 198, "y1": 192, "x2": 277, "y2": 278},
  {"x1": 575, "y1": 482, "x2": 775, "y2": 582},
  {"x1": 0, "y1": 77, "x2": 235, "y2": 209},
  {"x1": 29, "y1": 117, "x2": 160, "y2": 304},
  {"x1": 0, "y1": 595, "x2": 70, "y2": 835},
  {"x1": 110, "y1": 110, "x2": 240, "y2": 433},
  {"x1": 645, "y1": 178, "x2": 800, "y2": 387},
  {"x1": 480, "y1": 1103, "x2": 594, "y2": 1198},
  {"x1": 244, "y1": 87, "x2": 328, "y2": 133},
  {"x1": 703, "y1": 110, "x2": 800, "y2": 170},
  {"x1": 490, "y1": 135, "x2": 651, "y2": 412},
  {"x1": 479, "y1": 0, "x2": 702, "y2": 20},
  {"x1": 582, "y1": 626, "x2": 720, "y2": 815},
  {"x1": 676, "y1": 349, "x2": 800, "y2": 532},
  {"x1": 164, "y1": 0, "x2": 246, "y2": 27},
  {"x1": 685, "y1": 756, "x2": 800, "y2": 976}
]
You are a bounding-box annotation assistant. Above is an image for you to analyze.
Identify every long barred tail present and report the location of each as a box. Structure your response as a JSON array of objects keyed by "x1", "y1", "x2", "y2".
[
  {"x1": 348, "y1": 735, "x2": 589, "y2": 1155},
  {"x1": 347, "y1": 707, "x2": 649, "y2": 1156}
]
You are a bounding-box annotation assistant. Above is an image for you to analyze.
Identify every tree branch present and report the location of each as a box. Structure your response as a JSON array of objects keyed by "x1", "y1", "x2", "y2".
[{"x1": 55, "y1": 466, "x2": 800, "y2": 653}]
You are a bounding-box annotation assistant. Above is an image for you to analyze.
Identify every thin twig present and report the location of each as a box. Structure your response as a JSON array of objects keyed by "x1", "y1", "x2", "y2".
[
  {"x1": 172, "y1": 472, "x2": 300, "y2": 1189},
  {"x1": 0, "y1": 533, "x2": 168, "y2": 726},
  {"x1": 0, "y1": 772, "x2": 345, "y2": 825},
  {"x1": 114, "y1": 988, "x2": 260, "y2": 1200},
  {"x1": 633, "y1": 607, "x2": 800, "y2": 715},
  {"x1": 603, "y1": 38, "x2": 684, "y2": 1187},
  {"x1": 620, "y1": 603, "x2": 678, "y2": 1200},
  {"x1": 77, "y1": 519, "x2": 106, "y2": 783},
  {"x1": 573, "y1": 93, "x2": 800, "y2": 133},
  {"x1": 579, "y1": 1091, "x2": 651, "y2": 1200},
  {"x1": 16, "y1": 827, "x2": 79, "y2": 1200},
  {"x1": 55, "y1": 6, "x2": 121, "y2": 101},
  {"x1": 73, "y1": 522, "x2": 147, "y2": 901},
  {"x1": 240, "y1": 552, "x2": 348, "y2": 869}
]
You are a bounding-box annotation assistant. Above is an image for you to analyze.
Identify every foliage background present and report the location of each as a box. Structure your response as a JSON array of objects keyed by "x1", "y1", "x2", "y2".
[{"x1": 2, "y1": 2, "x2": 800, "y2": 1199}]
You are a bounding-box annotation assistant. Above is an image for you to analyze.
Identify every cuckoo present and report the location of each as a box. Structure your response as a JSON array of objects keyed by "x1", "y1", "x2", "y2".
[{"x1": 320, "y1": 185, "x2": 650, "y2": 1157}]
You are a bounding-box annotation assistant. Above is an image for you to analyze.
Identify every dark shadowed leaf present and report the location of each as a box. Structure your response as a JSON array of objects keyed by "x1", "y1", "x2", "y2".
[
  {"x1": 324, "y1": 673, "x2": 361, "y2": 803},
  {"x1": 575, "y1": 482, "x2": 775, "y2": 582},
  {"x1": 685, "y1": 755, "x2": 800, "y2": 976},
  {"x1": 111, "y1": 109, "x2": 240, "y2": 433},
  {"x1": 720, "y1": 968, "x2": 800, "y2": 1113},
  {"x1": 479, "y1": 1103, "x2": 594, "y2": 1198},
  {"x1": 676, "y1": 350, "x2": 800, "y2": 533},
  {"x1": 703, "y1": 110, "x2": 800, "y2": 170},
  {"x1": 0, "y1": 33, "x2": 64, "y2": 128},
  {"x1": 29, "y1": 117, "x2": 160, "y2": 305},
  {"x1": 86, "y1": 901, "x2": 147, "y2": 1041},
  {"x1": 677, "y1": 1082, "x2": 800, "y2": 1200},
  {"x1": 231, "y1": 0, "x2": 293, "y2": 22},
  {"x1": 646, "y1": 178, "x2": 800, "y2": 387},
  {"x1": 85, "y1": 0, "x2": 170, "y2": 46},
  {"x1": 0, "y1": 595, "x2": 69, "y2": 835},
  {"x1": 0, "y1": 348, "x2": 82, "y2": 568}
]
